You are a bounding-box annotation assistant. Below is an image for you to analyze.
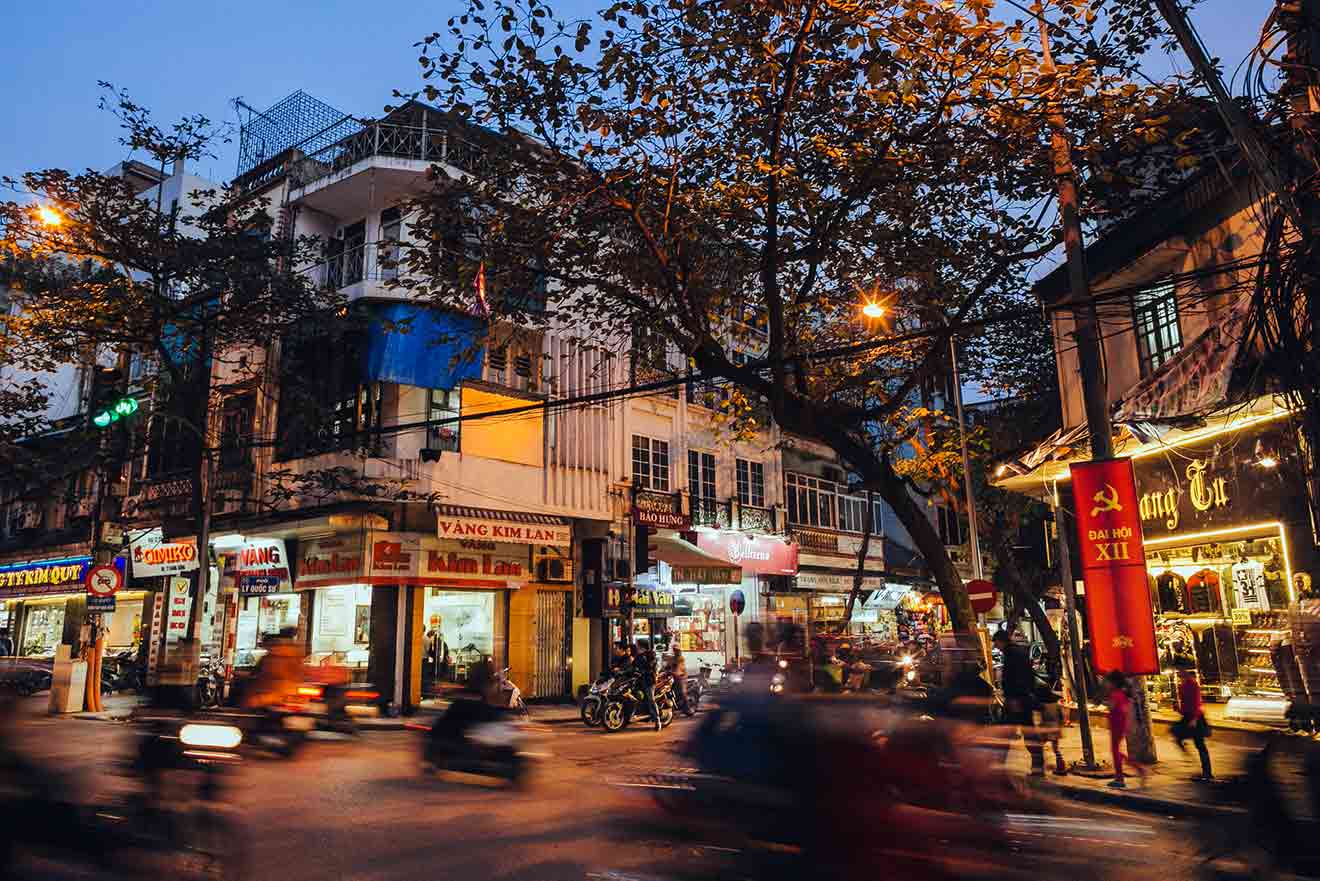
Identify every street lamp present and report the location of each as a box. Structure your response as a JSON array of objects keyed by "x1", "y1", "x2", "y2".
[
  {"x1": 36, "y1": 204, "x2": 62, "y2": 227},
  {"x1": 861, "y1": 301, "x2": 886, "y2": 320}
]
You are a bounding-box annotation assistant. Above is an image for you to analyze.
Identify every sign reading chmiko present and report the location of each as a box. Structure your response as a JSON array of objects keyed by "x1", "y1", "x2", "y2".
[{"x1": 1069, "y1": 458, "x2": 1158, "y2": 675}]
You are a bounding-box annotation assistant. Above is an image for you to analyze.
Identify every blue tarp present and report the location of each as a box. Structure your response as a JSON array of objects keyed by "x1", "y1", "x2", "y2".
[{"x1": 363, "y1": 303, "x2": 485, "y2": 390}]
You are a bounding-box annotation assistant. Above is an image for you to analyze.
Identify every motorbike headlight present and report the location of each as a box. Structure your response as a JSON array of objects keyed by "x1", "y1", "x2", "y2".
[
  {"x1": 179, "y1": 723, "x2": 243, "y2": 749},
  {"x1": 772, "y1": 673, "x2": 785, "y2": 685},
  {"x1": 778, "y1": 659, "x2": 788, "y2": 669}
]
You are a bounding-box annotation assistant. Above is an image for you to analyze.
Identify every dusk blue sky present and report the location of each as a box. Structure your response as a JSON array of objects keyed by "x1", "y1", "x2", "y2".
[{"x1": 1, "y1": 1, "x2": 1274, "y2": 184}]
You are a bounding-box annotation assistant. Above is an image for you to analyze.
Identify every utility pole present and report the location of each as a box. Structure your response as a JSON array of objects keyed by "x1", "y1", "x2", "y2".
[{"x1": 1036, "y1": 13, "x2": 1155, "y2": 767}]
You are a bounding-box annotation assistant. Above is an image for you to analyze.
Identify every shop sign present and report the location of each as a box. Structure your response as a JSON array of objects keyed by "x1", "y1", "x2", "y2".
[
  {"x1": 1131, "y1": 417, "x2": 1302, "y2": 539},
  {"x1": 604, "y1": 586, "x2": 675, "y2": 617},
  {"x1": 165, "y1": 575, "x2": 193, "y2": 642},
  {"x1": 1070, "y1": 458, "x2": 1158, "y2": 675},
  {"x1": 229, "y1": 538, "x2": 292, "y2": 590},
  {"x1": 694, "y1": 531, "x2": 799, "y2": 576},
  {"x1": 0, "y1": 555, "x2": 94, "y2": 599},
  {"x1": 299, "y1": 535, "x2": 366, "y2": 587},
  {"x1": 632, "y1": 490, "x2": 689, "y2": 529},
  {"x1": 129, "y1": 529, "x2": 200, "y2": 578},
  {"x1": 146, "y1": 591, "x2": 165, "y2": 685},
  {"x1": 436, "y1": 514, "x2": 571, "y2": 547},
  {"x1": 85, "y1": 564, "x2": 123, "y2": 612},
  {"x1": 794, "y1": 570, "x2": 885, "y2": 593},
  {"x1": 240, "y1": 576, "x2": 283, "y2": 596},
  {"x1": 671, "y1": 565, "x2": 742, "y2": 585},
  {"x1": 424, "y1": 540, "x2": 531, "y2": 583}
]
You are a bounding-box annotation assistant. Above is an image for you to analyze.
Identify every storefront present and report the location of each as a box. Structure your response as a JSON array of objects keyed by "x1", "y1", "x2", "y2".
[
  {"x1": 216, "y1": 536, "x2": 300, "y2": 671},
  {"x1": 1127, "y1": 415, "x2": 1316, "y2": 715},
  {"x1": 686, "y1": 530, "x2": 797, "y2": 668},
  {"x1": 0, "y1": 555, "x2": 137, "y2": 658}
]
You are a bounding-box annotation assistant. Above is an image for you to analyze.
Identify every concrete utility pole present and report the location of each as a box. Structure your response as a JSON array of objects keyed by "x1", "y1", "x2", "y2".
[{"x1": 1036, "y1": 13, "x2": 1156, "y2": 767}]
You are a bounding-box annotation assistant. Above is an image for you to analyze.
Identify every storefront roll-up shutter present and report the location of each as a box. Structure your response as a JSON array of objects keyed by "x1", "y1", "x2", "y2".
[
  {"x1": 533, "y1": 590, "x2": 569, "y2": 699},
  {"x1": 364, "y1": 303, "x2": 486, "y2": 390}
]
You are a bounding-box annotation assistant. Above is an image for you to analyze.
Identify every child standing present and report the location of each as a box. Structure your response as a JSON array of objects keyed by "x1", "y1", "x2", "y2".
[{"x1": 1105, "y1": 670, "x2": 1150, "y2": 789}]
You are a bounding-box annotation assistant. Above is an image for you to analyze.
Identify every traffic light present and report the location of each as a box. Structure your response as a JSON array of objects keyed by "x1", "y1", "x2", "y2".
[
  {"x1": 92, "y1": 396, "x2": 138, "y2": 428},
  {"x1": 88, "y1": 366, "x2": 138, "y2": 429}
]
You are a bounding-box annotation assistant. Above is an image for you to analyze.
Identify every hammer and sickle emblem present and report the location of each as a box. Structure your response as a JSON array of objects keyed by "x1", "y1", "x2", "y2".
[
  {"x1": 1112, "y1": 635, "x2": 1134, "y2": 649},
  {"x1": 1090, "y1": 484, "x2": 1123, "y2": 517}
]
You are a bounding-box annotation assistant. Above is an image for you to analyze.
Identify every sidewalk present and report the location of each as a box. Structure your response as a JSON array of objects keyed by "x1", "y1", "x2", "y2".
[{"x1": 1002, "y1": 720, "x2": 1304, "y2": 819}]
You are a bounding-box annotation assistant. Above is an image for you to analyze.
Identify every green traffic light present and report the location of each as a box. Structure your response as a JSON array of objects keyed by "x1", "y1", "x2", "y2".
[
  {"x1": 92, "y1": 397, "x2": 138, "y2": 429},
  {"x1": 92, "y1": 410, "x2": 113, "y2": 428},
  {"x1": 114, "y1": 397, "x2": 138, "y2": 416}
]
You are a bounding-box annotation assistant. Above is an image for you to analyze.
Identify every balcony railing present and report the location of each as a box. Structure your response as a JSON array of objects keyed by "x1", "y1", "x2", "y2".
[
  {"x1": 789, "y1": 525, "x2": 840, "y2": 554},
  {"x1": 737, "y1": 503, "x2": 774, "y2": 533},
  {"x1": 289, "y1": 122, "x2": 487, "y2": 191},
  {"x1": 311, "y1": 242, "x2": 401, "y2": 292},
  {"x1": 691, "y1": 497, "x2": 731, "y2": 529}
]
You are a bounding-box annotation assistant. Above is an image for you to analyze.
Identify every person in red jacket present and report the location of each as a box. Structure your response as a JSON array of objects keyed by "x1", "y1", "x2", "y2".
[
  {"x1": 1173, "y1": 660, "x2": 1213, "y2": 780},
  {"x1": 1105, "y1": 670, "x2": 1150, "y2": 789}
]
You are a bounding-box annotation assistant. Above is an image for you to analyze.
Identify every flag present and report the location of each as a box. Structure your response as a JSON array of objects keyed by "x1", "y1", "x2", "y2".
[{"x1": 474, "y1": 261, "x2": 490, "y2": 317}]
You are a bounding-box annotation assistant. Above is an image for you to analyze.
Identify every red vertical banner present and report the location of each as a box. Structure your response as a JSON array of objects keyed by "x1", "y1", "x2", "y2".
[{"x1": 1070, "y1": 458, "x2": 1158, "y2": 675}]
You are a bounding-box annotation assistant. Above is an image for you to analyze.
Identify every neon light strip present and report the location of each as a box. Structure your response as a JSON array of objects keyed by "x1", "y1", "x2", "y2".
[{"x1": 0, "y1": 555, "x2": 91, "y2": 571}]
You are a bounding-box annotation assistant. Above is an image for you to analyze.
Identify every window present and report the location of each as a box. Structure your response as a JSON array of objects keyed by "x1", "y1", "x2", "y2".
[
  {"x1": 936, "y1": 504, "x2": 964, "y2": 546},
  {"x1": 487, "y1": 346, "x2": 507, "y2": 385},
  {"x1": 736, "y1": 459, "x2": 765, "y2": 507},
  {"x1": 688, "y1": 450, "x2": 717, "y2": 503},
  {"x1": 785, "y1": 472, "x2": 837, "y2": 529},
  {"x1": 632, "y1": 435, "x2": 670, "y2": 491},
  {"x1": 1132, "y1": 280, "x2": 1182, "y2": 376},
  {"x1": 839, "y1": 495, "x2": 869, "y2": 533},
  {"x1": 380, "y1": 207, "x2": 402, "y2": 282},
  {"x1": 427, "y1": 388, "x2": 460, "y2": 452},
  {"x1": 218, "y1": 394, "x2": 255, "y2": 470}
]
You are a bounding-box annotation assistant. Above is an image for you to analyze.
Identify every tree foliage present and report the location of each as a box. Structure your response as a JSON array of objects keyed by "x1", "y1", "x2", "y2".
[{"x1": 391, "y1": 0, "x2": 1191, "y2": 629}]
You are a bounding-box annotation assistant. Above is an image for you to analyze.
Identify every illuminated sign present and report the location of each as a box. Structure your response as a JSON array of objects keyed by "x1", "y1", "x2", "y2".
[
  {"x1": 0, "y1": 555, "x2": 96, "y2": 599},
  {"x1": 129, "y1": 528, "x2": 200, "y2": 578},
  {"x1": 436, "y1": 514, "x2": 570, "y2": 547}
]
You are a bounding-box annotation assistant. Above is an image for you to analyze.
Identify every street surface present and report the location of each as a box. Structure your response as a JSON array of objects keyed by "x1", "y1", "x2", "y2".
[{"x1": 6, "y1": 701, "x2": 1266, "y2": 881}]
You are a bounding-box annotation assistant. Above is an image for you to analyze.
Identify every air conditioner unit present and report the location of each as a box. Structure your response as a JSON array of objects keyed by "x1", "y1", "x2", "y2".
[
  {"x1": 537, "y1": 557, "x2": 574, "y2": 583},
  {"x1": 609, "y1": 559, "x2": 631, "y2": 581},
  {"x1": 69, "y1": 496, "x2": 96, "y2": 520},
  {"x1": 13, "y1": 504, "x2": 41, "y2": 532}
]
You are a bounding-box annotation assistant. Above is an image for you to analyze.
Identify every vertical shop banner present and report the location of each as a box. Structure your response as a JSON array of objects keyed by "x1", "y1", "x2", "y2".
[
  {"x1": 165, "y1": 576, "x2": 193, "y2": 643},
  {"x1": 1070, "y1": 458, "x2": 1158, "y2": 675},
  {"x1": 146, "y1": 591, "x2": 166, "y2": 686}
]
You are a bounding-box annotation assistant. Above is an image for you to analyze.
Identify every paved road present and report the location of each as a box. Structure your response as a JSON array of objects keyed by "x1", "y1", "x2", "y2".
[{"x1": 3, "y1": 702, "x2": 1269, "y2": 881}]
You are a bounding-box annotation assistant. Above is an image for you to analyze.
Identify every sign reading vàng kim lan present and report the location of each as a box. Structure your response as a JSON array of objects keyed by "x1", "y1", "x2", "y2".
[{"x1": 1070, "y1": 458, "x2": 1158, "y2": 675}]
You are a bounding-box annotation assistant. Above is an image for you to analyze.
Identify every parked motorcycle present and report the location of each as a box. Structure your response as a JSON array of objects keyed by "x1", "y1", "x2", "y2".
[
  {"x1": 195, "y1": 656, "x2": 225, "y2": 709},
  {"x1": 682, "y1": 667, "x2": 711, "y2": 716},
  {"x1": 600, "y1": 670, "x2": 676, "y2": 732},
  {"x1": 418, "y1": 697, "x2": 531, "y2": 788},
  {"x1": 100, "y1": 650, "x2": 146, "y2": 695},
  {"x1": 493, "y1": 666, "x2": 529, "y2": 719},
  {"x1": 580, "y1": 672, "x2": 613, "y2": 726}
]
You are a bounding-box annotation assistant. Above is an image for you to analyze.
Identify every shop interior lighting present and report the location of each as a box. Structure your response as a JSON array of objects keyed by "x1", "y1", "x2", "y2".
[{"x1": 1145, "y1": 521, "x2": 1295, "y2": 603}]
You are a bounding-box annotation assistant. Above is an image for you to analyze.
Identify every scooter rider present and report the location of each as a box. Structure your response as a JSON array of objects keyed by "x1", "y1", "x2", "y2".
[{"x1": 636, "y1": 642, "x2": 662, "y2": 731}]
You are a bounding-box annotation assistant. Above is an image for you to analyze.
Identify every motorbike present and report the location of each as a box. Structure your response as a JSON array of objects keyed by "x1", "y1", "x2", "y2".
[
  {"x1": 580, "y1": 672, "x2": 613, "y2": 726},
  {"x1": 1, "y1": 713, "x2": 247, "y2": 878},
  {"x1": 493, "y1": 666, "x2": 529, "y2": 719},
  {"x1": 418, "y1": 697, "x2": 531, "y2": 787},
  {"x1": 285, "y1": 681, "x2": 380, "y2": 736},
  {"x1": 600, "y1": 669, "x2": 676, "y2": 732},
  {"x1": 195, "y1": 656, "x2": 225, "y2": 709},
  {"x1": 100, "y1": 649, "x2": 147, "y2": 695},
  {"x1": 682, "y1": 666, "x2": 711, "y2": 716}
]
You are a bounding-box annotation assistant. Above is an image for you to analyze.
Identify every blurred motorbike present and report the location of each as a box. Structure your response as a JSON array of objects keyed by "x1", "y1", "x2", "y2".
[
  {"x1": 1, "y1": 712, "x2": 246, "y2": 879},
  {"x1": 418, "y1": 697, "x2": 531, "y2": 788},
  {"x1": 493, "y1": 666, "x2": 529, "y2": 719},
  {"x1": 682, "y1": 666, "x2": 710, "y2": 716}
]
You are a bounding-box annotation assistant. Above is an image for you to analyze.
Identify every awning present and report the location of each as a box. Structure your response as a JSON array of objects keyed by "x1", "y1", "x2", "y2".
[
  {"x1": 363, "y1": 303, "x2": 485, "y2": 390},
  {"x1": 652, "y1": 534, "x2": 742, "y2": 585},
  {"x1": 431, "y1": 505, "x2": 569, "y2": 526}
]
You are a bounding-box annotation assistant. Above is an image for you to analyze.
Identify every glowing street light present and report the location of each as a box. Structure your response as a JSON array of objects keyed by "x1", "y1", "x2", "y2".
[
  {"x1": 861, "y1": 301, "x2": 886, "y2": 320},
  {"x1": 36, "y1": 204, "x2": 63, "y2": 227}
]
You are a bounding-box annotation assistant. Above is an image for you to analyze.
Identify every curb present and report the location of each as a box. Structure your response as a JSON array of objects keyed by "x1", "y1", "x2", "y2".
[{"x1": 1031, "y1": 777, "x2": 1246, "y2": 819}]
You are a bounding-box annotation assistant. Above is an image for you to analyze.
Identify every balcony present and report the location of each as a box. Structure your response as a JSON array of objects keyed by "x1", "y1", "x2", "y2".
[
  {"x1": 691, "y1": 498, "x2": 731, "y2": 529},
  {"x1": 309, "y1": 242, "x2": 410, "y2": 303},
  {"x1": 790, "y1": 526, "x2": 840, "y2": 554},
  {"x1": 287, "y1": 121, "x2": 486, "y2": 217},
  {"x1": 736, "y1": 504, "x2": 775, "y2": 533}
]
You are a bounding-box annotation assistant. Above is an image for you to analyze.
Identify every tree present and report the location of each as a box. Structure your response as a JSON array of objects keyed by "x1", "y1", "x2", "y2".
[
  {"x1": 394, "y1": 0, "x2": 1182, "y2": 631},
  {"x1": 0, "y1": 85, "x2": 342, "y2": 703}
]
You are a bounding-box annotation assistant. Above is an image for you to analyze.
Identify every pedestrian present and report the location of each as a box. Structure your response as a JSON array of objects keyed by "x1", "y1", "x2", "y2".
[
  {"x1": 1105, "y1": 670, "x2": 1150, "y2": 789},
  {"x1": 669, "y1": 645, "x2": 690, "y2": 715},
  {"x1": 0, "y1": 627, "x2": 13, "y2": 658},
  {"x1": 1172, "y1": 659, "x2": 1213, "y2": 780},
  {"x1": 1035, "y1": 680, "x2": 1067, "y2": 775},
  {"x1": 993, "y1": 629, "x2": 1044, "y2": 773},
  {"x1": 636, "y1": 642, "x2": 662, "y2": 731}
]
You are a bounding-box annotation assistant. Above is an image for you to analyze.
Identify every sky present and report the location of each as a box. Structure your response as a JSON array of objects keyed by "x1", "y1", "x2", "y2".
[{"x1": 0, "y1": 0, "x2": 1278, "y2": 186}]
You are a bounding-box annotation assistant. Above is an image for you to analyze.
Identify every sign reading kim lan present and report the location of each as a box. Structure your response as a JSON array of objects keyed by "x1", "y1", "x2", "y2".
[{"x1": 1070, "y1": 458, "x2": 1158, "y2": 675}]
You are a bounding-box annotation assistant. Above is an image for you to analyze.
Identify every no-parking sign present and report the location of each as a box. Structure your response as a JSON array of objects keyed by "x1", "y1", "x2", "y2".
[{"x1": 85, "y1": 564, "x2": 123, "y2": 612}]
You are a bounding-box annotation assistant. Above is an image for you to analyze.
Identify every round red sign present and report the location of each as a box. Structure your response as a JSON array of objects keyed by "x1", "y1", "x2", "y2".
[
  {"x1": 86, "y1": 564, "x2": 123, "y2": 597},
  {"x1": 729, "y1": 589, "x2": 746, "y2": 616},
  {"x1": 966, "y1": 578, "x2": 996, "y2": 615}
]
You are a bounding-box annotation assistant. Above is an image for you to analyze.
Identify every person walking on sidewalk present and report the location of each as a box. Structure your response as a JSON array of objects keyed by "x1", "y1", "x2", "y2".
[
  {"x1": 1173, "y1": 660, "x2": 1213, "y2": 780},
  {"x1": 994, "y1": 630, "x2": 1044, "y2": 773},
  {"x1": 1036, "y1": 680, "x2": 1067, "y2": 775},
  {"x1": 1105, "y1": 670, "x2": 1150, "y2": 789}
]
